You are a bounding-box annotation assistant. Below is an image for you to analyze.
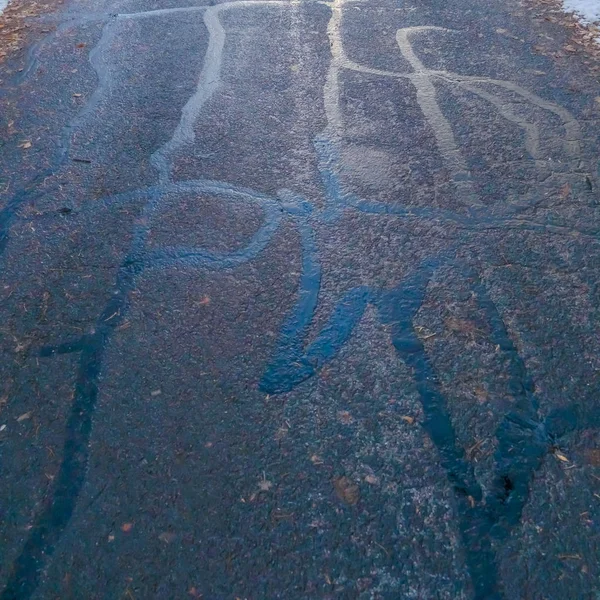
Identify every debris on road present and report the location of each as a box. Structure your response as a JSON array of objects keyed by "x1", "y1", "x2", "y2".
[
  {"x1": 0, "y1": 0, "x2": 63, "y2": 67},
  {"x1": 333, "y1": 476, "x2": 360, "y2": 505}
]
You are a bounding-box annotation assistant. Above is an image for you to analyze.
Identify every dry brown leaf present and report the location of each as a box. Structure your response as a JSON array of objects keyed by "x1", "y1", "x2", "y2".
[
  {"x1": 121, "y1": 522, "x2": 133, "y2": 533},
  {"x1": 333, "y1": 476, "x2": 360, "y2": 505},
  {"x1": 17, "y1": 412, "x2": 31, "y2": 422},
  {"x1": 474, "y1": 386, "x2": 489, "y2": 404},
  {"x1": 337, "y1": 410, "x2": 353, "y2": 424},
  {"x1": 554, "y1": 451, "x2": 569, "y2": 462},
  {"x1": 559, "y1": 183, "x2": 571, "y2": 198},
  {"x1": 18, "y1": 140, "x2": 32, "y2": 149},
  {"x1": 401, "y1": 415, "x2": 415, "y2": 424}
]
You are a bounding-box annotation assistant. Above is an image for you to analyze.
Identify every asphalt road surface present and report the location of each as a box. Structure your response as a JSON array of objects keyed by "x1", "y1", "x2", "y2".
[{"x1": 1, "y1": 0, "x2": 600, "y2": 598}]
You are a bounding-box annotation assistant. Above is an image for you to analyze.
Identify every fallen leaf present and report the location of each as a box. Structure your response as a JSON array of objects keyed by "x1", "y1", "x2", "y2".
[
  {"x1": 107, "y1": 534, "x2": 115, "y2": 542},
  {"x1": 337, "y1": 410, "x2": 353, "y2": 424},
  {"x1": 258, "y1": 478, "x2": 273, "y2": 492},
  {"x1": 333, "y1": 476, "x2": 360, "y2": 505},
  {"x1": 198, "y1": 295, "x2": 210, "y2": 306},
  {"x1": 310, "y1": 454, "x2": 324, "y2": 465},
  {"x1": 18, "y1": 140, "x2": 32, "y2": 149},
  {"x1": 150, "y1": 389, "x2": 161, "y2": 397},
  {"x1": 559, "y1": 183, "x2": 571, "y2": 198},
  {"x1": 474, "y1": 386, "x2": 489, "y2": 403},
  {"x1": 554, "y1": 451, "x2": 569, "y2": 463},
  {"x1": 76, "y1": 42, "x2": 86, "y2": 48},
  {"x1": 0, "y1": 424, "x2": 6, "y2": 432},
  {"x1": 364, "y1": 474, "x2": 379, "y2": 485},
  {"x1": 401, "y1": 415, "x2": 414, "y2": 425},
  {"x1": 17, "y1": 412, "x2": 31, "y2": 422},
  {"x1": 121, "y1": 522, "x2": 133, "y2": 533},
  {"x1": 72, "y1": 93, "x2": 82, "y2": 98}
]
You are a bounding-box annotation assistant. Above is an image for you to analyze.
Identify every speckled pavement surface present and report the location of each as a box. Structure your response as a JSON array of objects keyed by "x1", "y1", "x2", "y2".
[{"x1": 1, "y1": 0, "x2": 600, "y2": 598}]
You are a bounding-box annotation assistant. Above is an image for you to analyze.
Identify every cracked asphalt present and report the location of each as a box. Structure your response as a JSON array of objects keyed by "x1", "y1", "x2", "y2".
[{"x1": 1, "y1": 0, "x2": 600, "y2": 598}]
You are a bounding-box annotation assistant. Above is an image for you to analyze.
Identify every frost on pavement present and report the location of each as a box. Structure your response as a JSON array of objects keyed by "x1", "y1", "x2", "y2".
[{"x1": 562, "y1": 0, "x2": 600, "y2": 25}]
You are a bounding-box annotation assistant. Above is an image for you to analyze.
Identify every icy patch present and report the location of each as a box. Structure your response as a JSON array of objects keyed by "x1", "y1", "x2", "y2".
[{"x1": 563, "y1": 0, "x2": 600, "y2": 24}]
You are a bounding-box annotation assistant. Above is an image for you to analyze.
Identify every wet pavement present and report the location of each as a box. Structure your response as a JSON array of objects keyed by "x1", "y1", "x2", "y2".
[{"x1": 1, "y1": 0, "x2": 600, "y2": 598}]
